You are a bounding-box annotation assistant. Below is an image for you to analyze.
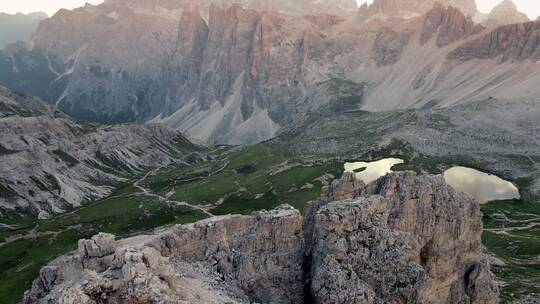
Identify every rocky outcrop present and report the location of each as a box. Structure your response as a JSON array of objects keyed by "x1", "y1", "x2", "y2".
[
  {"x1": 448, "y1": 21, "x2": 540, "y2": 61},
  {"x1": 371, "y1": 27, "x2": 414, "y2": 66},
  {"x1": 482, "y1": 0, "x2": 529, "y2": 28},
  {"x1": 305, "y1": 172, "x2": 499, "y2": 303},
  {"x1": 103, "y1": 0, "x2": 358, "y2": 17},
  {"x1": 0, "y1": 86, "x2": 202, "y2": 218},
  {"x1": 421, "y1": 4, "x2": 483, "y2": 47},
  {"x1": 25, "y1": 206, "x2": 304, "y2": 304},
  {"x1": 358, "y1": 0, "x2": 477, "y2": 21},
  {"x1": 25, "y1": 172, "x2": 499, "y2": 303}
]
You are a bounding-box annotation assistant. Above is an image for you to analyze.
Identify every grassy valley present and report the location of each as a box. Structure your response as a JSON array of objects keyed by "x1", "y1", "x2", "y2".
[{"x1": 0, "y1": 135, "x2": 539, "y2": 303}]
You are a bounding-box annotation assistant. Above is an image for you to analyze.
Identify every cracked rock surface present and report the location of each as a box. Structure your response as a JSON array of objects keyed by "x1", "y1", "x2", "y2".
[{"x1": 25, "y1": 172, "x2": 499, "y2": 304}]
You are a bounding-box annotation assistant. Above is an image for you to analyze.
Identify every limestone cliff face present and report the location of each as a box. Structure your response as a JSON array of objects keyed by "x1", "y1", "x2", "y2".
[
  {"x1": 420, "y1": 4, "x2": 483, "y2": 47},
  {"x1": 103, "y1": 0, "x2": 358, "y2": 16},
  {"x1": 305, "y1": 172, "x2": 499, "y2": 303},
  {"x1": 1, "y1": 1, "x2": 539, "y2": 145},
  {"x1": 449, "y1": 21, "x2": 540, "y2": 61},
  {"x1": 25, "y1": 207, "x2": 305, "y2": 304},
  {"x1": 357, "y1": 0, "x2": 477, "y2": 20},
  {"x1": 25, "y1": 172, "x2": 499, "y2": 303}
]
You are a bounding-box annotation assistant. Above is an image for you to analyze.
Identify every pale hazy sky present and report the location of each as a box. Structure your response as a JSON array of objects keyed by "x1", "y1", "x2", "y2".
[{"x1": 1, "y1": 0, "x2": 539, "y2": 19}]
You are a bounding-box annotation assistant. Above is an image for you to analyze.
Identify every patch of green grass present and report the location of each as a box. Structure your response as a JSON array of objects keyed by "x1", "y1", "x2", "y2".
[
  {"x1": 269, "y1": 163, "x2": 341, "y2": 193},
  {"x1": 392, "y1": 154, "x2": 482, "y2": 175},
  {"x1": 281, "y1": 187, "x2": 323, "y2": 211},
  {"x1": 0, "y1": 209, "x2": 36, "y2": 230},
  {"x1": 319, "y1": 78, "x2": 366, "y2": 113},
  {"x1": 111, "y1": 183, "x2": 141, "y2": 197},
  {"x1": 171, "y1": 145, "x2": 291, "y2": 204},
  {"x1": 0, "y1": 186, "x2": 208, "y2": 303},
  {"x1": 143, "y1": 161, "x2": 216, "y2": 195},
  {"x1": 0, "y1": 229, "x2": 83, "y2": 304},
  {"x1": 0, "y1": 225, "x2": 32, "y2": 243},
  {"x1": 493, "y1": 264, "x2": 540, "y2": 303},
  {"x1": 235, "y1": 164, "x2": 257, "y2": 175},
  {"x1": 481, "y1": 198, "x2": 540, "y2": 302},
  {"x1": 170, "y1": 145, "x2": 342, "y2": 210},
  {"x1": 210, "y1": 192, "x2": 280, "y2": 215}
]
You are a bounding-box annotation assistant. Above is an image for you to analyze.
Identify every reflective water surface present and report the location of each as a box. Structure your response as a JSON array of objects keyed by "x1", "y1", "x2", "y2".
[
  {"x1": 443, "y1": 166, "x2": 520, "y2": 203},
  {"x1": 344, "y1": 158, "x2": 404, "y2": 184},
  {"x1": 344, "y1": 159, "x2": 520, "y2": 203}
]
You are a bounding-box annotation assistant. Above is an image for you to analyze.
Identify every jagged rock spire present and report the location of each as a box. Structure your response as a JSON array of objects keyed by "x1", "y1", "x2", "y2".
[{"x1": 358, "y1": 0, "x2": 477, "y2": 21}]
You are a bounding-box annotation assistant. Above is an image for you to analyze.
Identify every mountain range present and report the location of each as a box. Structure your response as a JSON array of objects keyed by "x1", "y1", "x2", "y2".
[
  {"x1": 0, "y1": 0, "x2": 538, "y2": 214},
  {"x1": 0, "y1": 0, "x2": 537, "y2": 145},
  {"x1": 0, "y1": 12, "x2": 47, "y2": 49},
  {"x1": 0, "y1": 86, "x2": 202, "y2": 218},
  {"x1": 0, "y1": 1, "x2": 539, "y2": 303}
]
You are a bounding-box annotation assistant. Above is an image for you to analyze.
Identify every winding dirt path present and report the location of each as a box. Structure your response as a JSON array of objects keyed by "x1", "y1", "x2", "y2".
[{"x1": 133, "y1": 167, "x2": 214, "y2": 217}]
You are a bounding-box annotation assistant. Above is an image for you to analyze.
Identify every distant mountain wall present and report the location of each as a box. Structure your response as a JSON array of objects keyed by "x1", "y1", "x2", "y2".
[
  {"x1": 0, "y1": 12, "x2": 47, "y2": 49},
  {"x1": 0, "y1": 1, "x2": 539, "y2": 145}
]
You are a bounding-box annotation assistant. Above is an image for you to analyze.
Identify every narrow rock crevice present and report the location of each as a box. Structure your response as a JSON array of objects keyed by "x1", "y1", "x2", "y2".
[{"x1": 24, "y1": 172, "x2": 499, "y2": 304}]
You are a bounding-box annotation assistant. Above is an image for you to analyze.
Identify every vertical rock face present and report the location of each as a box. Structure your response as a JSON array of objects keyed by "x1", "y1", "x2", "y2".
[
  {"x1": 244, "y1": 0, "x2": 359, "y2": 16},
  {"x1": 25, "y1": 206, "x2": 305, "y2": 304},
  {"x1": 371, "y1": 27, "x2": 414, "y2": 66},
  {"x1": 420, "y1": 4, "x2": 483, "y2": 47},
  {"x1": 149, "y1": 206, "x2": 306, "y2": 304},
  {"x1": 305, "y1": 172, "x2": 500, "y2": 304},
  {"x1": 103, "y1": 0, "x2": 359, "y2": 16},
  {"x1": 448, "y1": 21, "x2": 540, "y2": 61},
  {"x1": 358, "y1": 0, "x2": 477, "y2": 20},
  {"x1": 1, "y1": 1, "x2": 540, "y2": 144},
  {"x1": 25, "y1": 172, "x2": 499, "y2": 304}
]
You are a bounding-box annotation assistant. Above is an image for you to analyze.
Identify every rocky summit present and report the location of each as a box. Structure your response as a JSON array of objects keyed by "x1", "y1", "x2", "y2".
[
  {"x1": 481, "y1": 0, "x2": 529, "y2": 28},
  {"x1": 25, "y1": 172, "x2": 499, "y2": 303},
  {"x1": 357, "y1": 0, "x2": 478, "y2": 21}
]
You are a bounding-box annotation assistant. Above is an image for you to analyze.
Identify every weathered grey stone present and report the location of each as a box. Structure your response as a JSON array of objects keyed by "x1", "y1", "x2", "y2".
[
  {"x1": 358, "y1": 0, "x2": 478, "y2": 21},
  {"x1": 78, "y1": 233, "x2": 116, "y2": 258},
  {"x1": 0, "y1": 86, "x2": 199, "y2": 217},
  {"x1": 24, "y1": 173, "x2": 499, "y2": 304},
  {"x1": 448, "y1": 21, "x2": 540, "y2": 61}
]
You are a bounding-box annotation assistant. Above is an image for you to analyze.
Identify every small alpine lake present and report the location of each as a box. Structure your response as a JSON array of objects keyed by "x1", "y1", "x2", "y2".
[
  {"x1": 343, "y1": 158, "x2": 404, "y2": 184},
  {"x1": 344, "y1": 159, "x2": 520, "y2": 203}
]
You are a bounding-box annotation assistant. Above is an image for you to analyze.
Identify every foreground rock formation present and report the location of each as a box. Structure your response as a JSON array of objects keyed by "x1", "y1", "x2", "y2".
[{"x1": 25, "y1": 172, "x2": 499, "y2": 303}]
